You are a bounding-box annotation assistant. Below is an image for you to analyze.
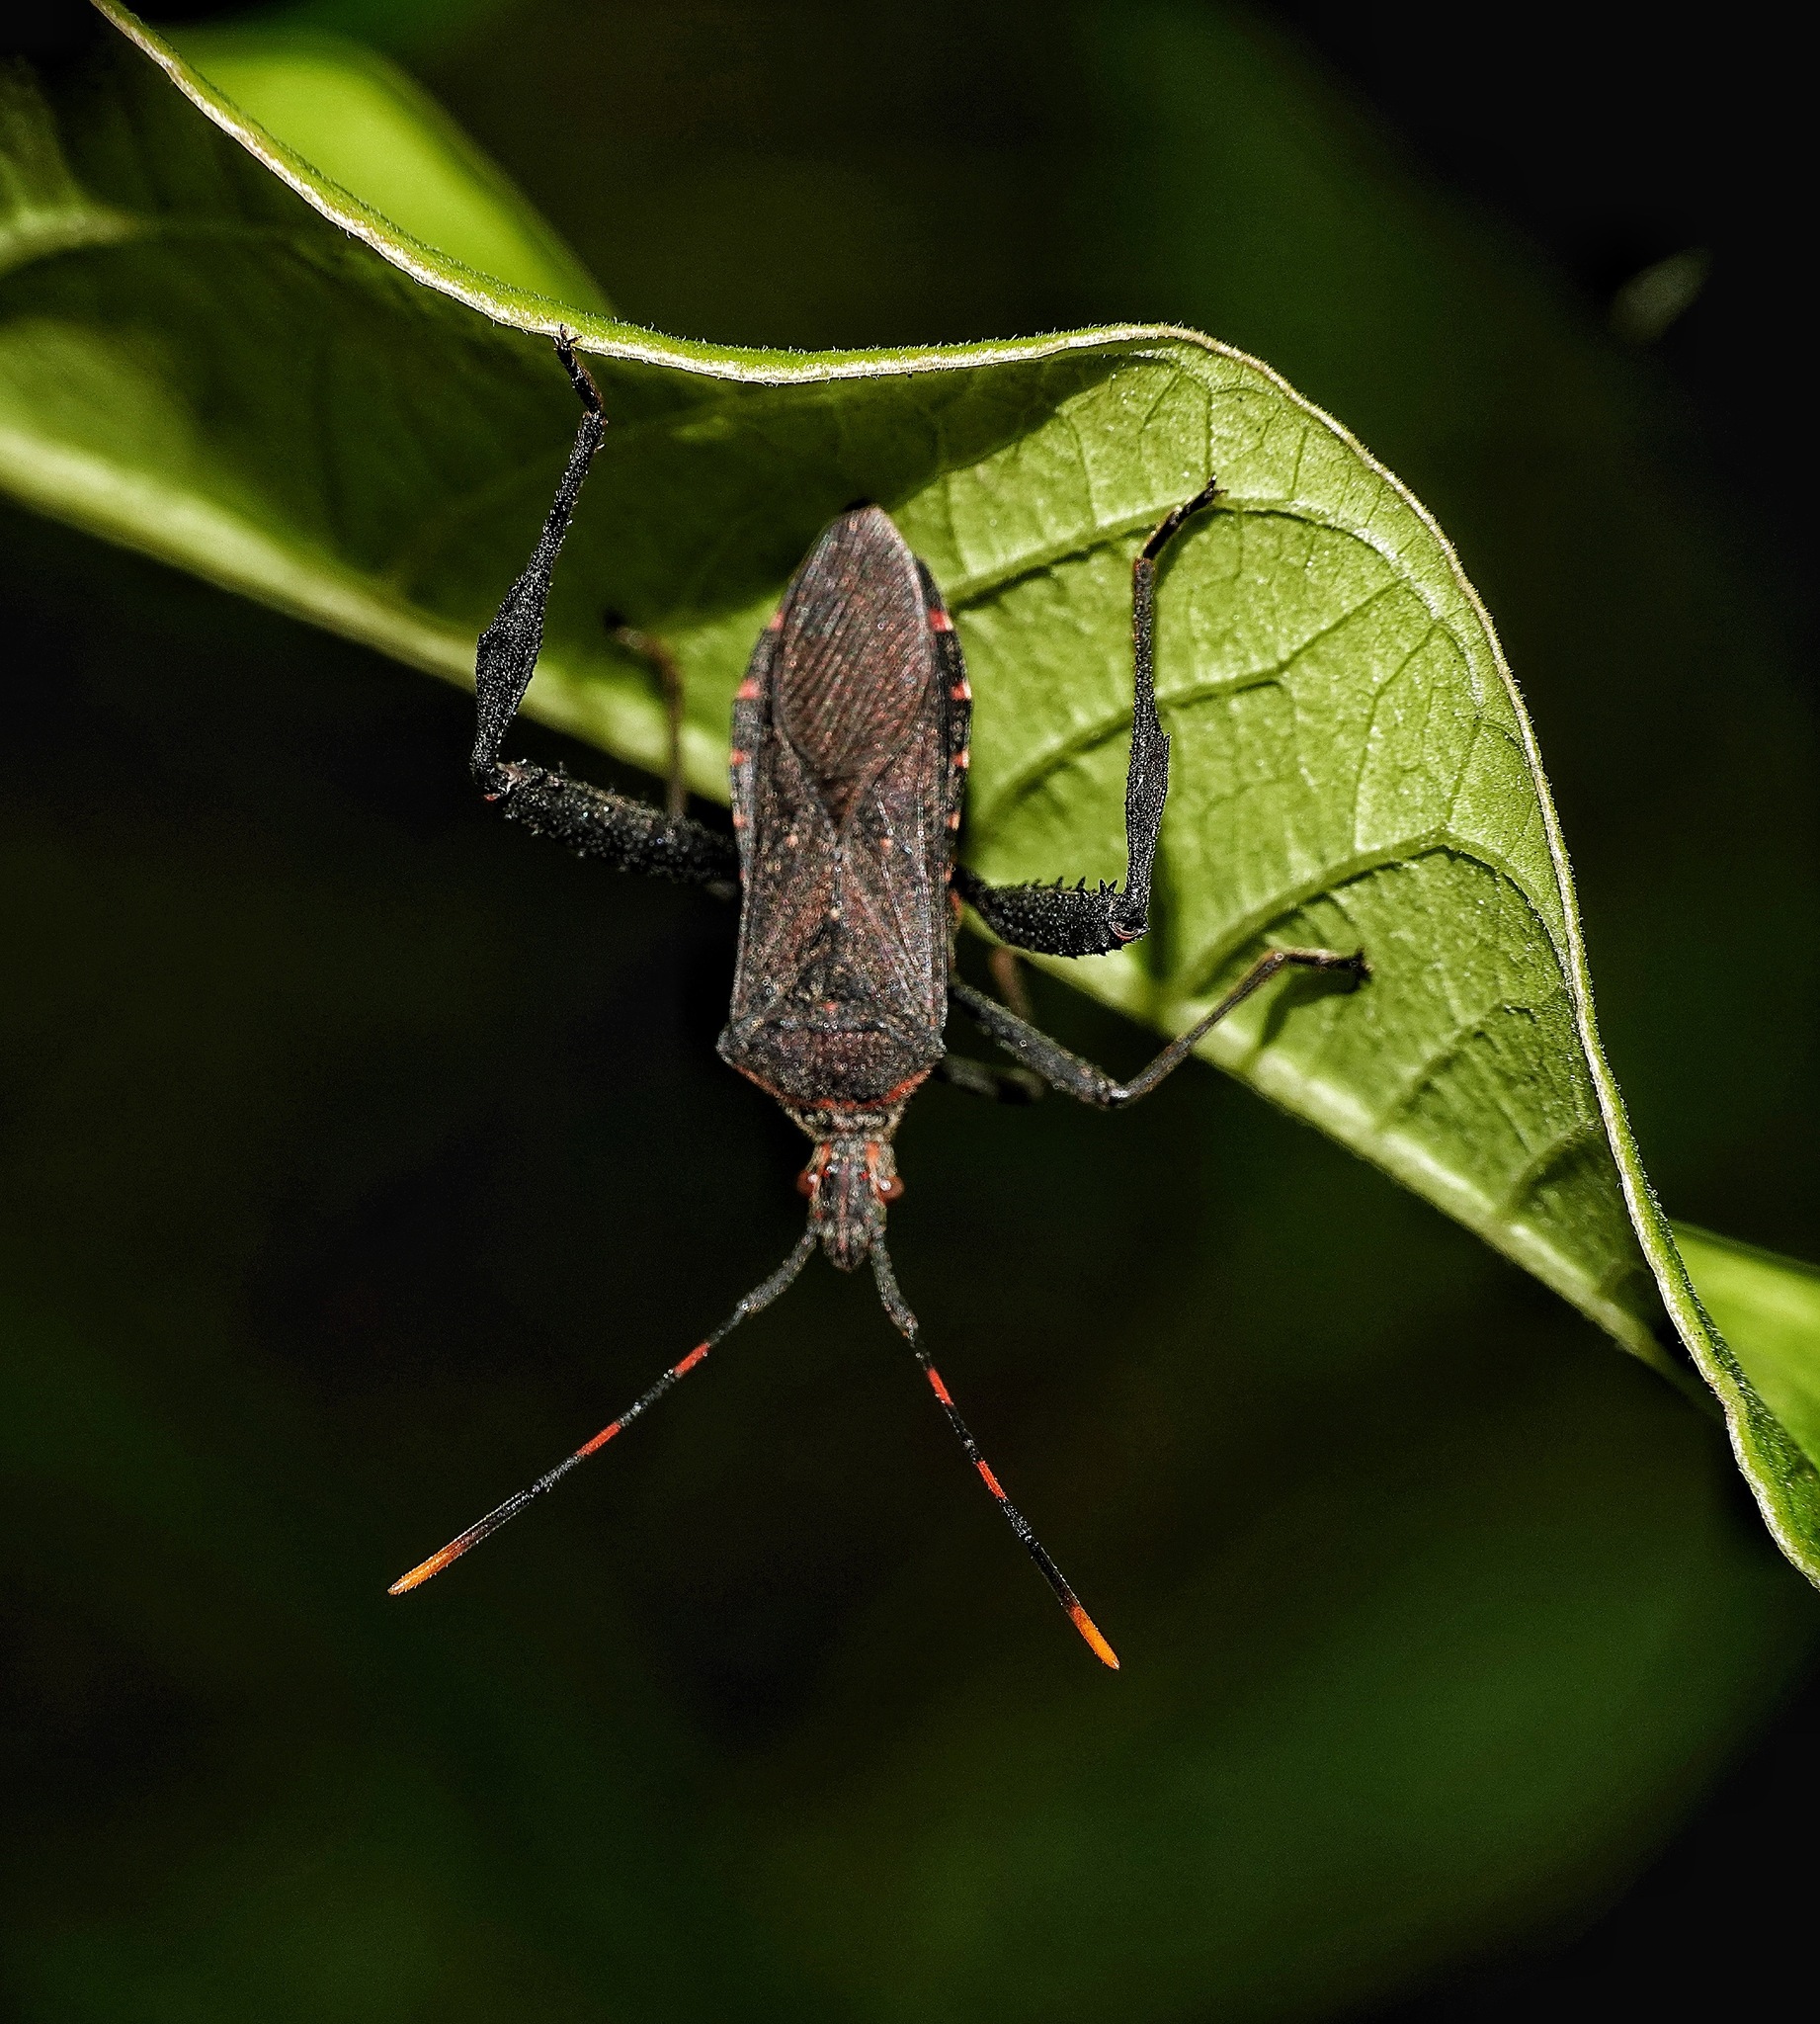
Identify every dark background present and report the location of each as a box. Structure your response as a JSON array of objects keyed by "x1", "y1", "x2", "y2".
[{"x1": 4, "y1": 2, "x2": 1815, "y2": 2017}]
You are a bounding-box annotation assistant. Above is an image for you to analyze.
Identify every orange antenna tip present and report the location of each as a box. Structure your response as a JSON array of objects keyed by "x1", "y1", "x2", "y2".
[
  {"x1": 1069, "y1": 1603, "x2": 1120, "y2": 1670},
  {"x1": 389, "y1": 1510, "x2": 507, "y2": 1594},
  {"x1": 388, "y1": 1541, "x2": 464, "y2": 1595}
]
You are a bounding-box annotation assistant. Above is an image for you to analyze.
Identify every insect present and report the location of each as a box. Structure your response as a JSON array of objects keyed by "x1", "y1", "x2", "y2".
[{"x1": 389, "y1": 335, "x2": 1367, "y2": 1666}]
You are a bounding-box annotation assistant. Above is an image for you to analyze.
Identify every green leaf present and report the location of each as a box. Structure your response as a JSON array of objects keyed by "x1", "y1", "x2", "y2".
[
  {"x1": 1677, "y1": 1224, "x2": 1820, "y2": 1469},
  {"x1": 163, "y1": 21, "x2": 606, "y2": 313},
  {"x1": 2, "y1": 5, "x2": 1816, "y2": 1589}
]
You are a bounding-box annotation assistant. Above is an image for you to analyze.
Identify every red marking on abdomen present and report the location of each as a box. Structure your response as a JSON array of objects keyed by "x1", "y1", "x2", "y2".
[
  {"x1": 736, "y1": 677, "x2": 763, "y2": 699},
  {"x1": 728, "y1": 748, "x2": 749, "y2": 766},
  {"x1": 765, "y1": 611, "x2": 785, "y2": 632},
  {"x1": 576, "y1": 1421, "x2": 622, "y2": 1458},
  {"x1": 928, "y1": 608, "x2": 954, "y2": 632},
  {"x1": 976, "y1": 1461, "x2": 1006, "y2": 1499},
  {"x1": 673, "y1": 1343, "x2": 709, "y2": 1377},
  {"x1": 926, "y1": 1367, "x2": 953, "y2": 1406},
  {"x1": 950, "y1": 680, "x2": 971, "y2": 702}
]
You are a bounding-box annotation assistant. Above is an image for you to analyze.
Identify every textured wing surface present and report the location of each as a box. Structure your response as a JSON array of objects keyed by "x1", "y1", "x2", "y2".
[
  {"x1": 774, "y1": 508, "x2": 933, "y2": 824},
  {"x1": 720, "y1": 509, "x2": 963, "y2": 1107}
]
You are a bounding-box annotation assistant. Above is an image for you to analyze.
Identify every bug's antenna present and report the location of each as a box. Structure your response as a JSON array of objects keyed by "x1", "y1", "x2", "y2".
[
  {"x1": 869, "y1": 1241, "x2": 1119, "y2": 1670},
  {"x1": 389, "y1": 1229, "x2": 817, "y2": 1595}
]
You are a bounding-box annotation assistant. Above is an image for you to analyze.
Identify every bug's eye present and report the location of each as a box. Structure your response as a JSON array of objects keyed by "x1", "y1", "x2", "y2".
[
  {"x1": 874, "y1": 1173, "x2": 905, "y2": 1202},
  {"x1": 796, "y1": 1166, "x2": 817, "y2": 1198}
]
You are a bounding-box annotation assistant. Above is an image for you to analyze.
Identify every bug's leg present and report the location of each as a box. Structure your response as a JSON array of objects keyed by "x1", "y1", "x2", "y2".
[
  {"x1": 471, "y1": 331, "x2": 604, "y2": 786},
  {"x1": 987, "y1": 945, "x2": 1034, "y2": 1022},
  {"x1": 606, "y1": 615, "x2": 689, "y2": 823},
  {"x1": 485, "y1": 766, "x2": 739, "y2": 887},
  {"x1": 951, "y1": 946, "x2": 1367, "y2": 1109},
  {"x1": 953, "y1": 477, "x2": 1222, "y2": 959},
  {"x1": 934, "y1": 1054, "x2": 1043, "y2": 1104},
  {"x1": 936, "y1": 947, "x2": 1043, "y2": 1099},
  {"x1": 472, "y1": 333, "x2": 738, "y2": 890}
]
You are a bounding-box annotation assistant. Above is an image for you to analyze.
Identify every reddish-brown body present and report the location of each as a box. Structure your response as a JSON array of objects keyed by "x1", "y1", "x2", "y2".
[{"x1": 718, "y1": 507, "x2": 971, "y2": 1267}]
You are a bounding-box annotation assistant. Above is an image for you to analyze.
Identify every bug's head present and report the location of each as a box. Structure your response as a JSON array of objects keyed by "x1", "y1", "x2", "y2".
[{"x1": 797, "y1": 1135, "x2": 903, "y2": 1271}]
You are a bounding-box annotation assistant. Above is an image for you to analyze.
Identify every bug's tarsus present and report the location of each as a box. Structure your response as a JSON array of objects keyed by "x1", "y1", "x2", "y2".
[
  {"x1": 554, "y1": 326, "x2": 604, "y2": 415},
  {"x1": 1140, "y1": 475, "x2": 1223, "y2": 562},
  {"x1": 869, "y1": 1241, "x2": 1118, "y2": 1670},
  {"x1": 952, "y1": 946, "x2": 1367, "y2": 1109},
  {"x1": 388, "y1": 1229, "x2": 817, "y2": 1596}
]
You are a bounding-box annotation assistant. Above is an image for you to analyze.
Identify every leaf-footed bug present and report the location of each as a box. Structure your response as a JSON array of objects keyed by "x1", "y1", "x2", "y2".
[{"x1": 389, "y1": 335, "x2": 1368, "y2": 1667}]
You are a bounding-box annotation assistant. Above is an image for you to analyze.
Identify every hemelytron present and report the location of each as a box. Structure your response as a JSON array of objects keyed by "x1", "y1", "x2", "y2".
[{"x1": 389, "y1": 333, "x2": 1367, "y2": 1666}]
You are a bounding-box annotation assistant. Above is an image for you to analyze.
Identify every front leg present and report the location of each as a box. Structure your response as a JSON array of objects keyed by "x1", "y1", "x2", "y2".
[
  {"x1": 951, "y1": 946, "x2": 1366, "y2": 1108},
  {"x1": 471, "y1": 332, "x2": 604, "y2": 787},
  {"x1": 473, "y1": 333, "x2": 736, "y2": 889},
  {"x1": 956, "y1": 478, "x2": 1220, "y2": 959}
]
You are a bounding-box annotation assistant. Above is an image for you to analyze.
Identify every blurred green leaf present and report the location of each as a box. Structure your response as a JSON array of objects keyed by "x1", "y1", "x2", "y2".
[
  {"x1": 1678, "y1": 1225, "x2": 1820, "y2": 1467},
  {"x1": 0, "y1": 4, "x2": 1812, "y2": 1591},
  {"x1": 166, "y1": 21, "x2": 606, "y2": 311}
]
